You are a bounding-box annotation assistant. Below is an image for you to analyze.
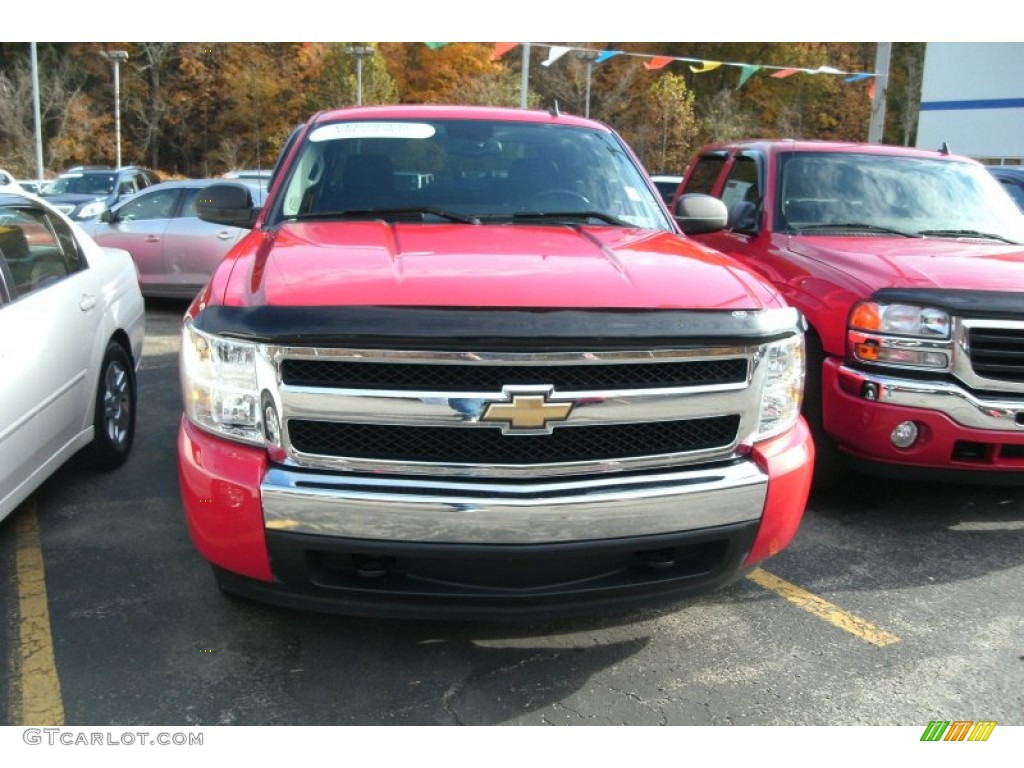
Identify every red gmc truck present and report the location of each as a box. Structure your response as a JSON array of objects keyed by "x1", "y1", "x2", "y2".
[
  {"x1": 674, "y1": 139, "x2": 1024, "y2": 487},
  {"x1": 179, "y1": 106, "x2": 812, "y2": 618}
]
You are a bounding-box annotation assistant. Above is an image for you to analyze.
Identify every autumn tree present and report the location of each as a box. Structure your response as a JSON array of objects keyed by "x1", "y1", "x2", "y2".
[
  {"x1": 301, "y1": 43, "x2": 397, "y2": 111},
  {"x1": 622, "y1": 72, "x2": 698, "y2": 173},
  {"x1": 0, "y1": 44, "x2": 106, "y2": 175},
  {"x1": 886, "y1": 42, "x2": 925, "y2": 146},
  {"x1": 379, "y1": 43, "x2": 508, "y2": 104}
]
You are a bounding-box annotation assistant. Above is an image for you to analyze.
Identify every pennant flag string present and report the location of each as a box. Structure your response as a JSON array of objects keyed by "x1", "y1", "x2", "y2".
[
  {"x1": 419, "y1": 42, "x2": 879, "y2": 88},
  {"x1": 514, "y1": 43, "x2": 879, "y2": 81}
]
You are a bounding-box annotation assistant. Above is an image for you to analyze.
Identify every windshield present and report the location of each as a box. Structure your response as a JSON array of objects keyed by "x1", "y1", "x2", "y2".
[
  {"x1": 45, "y1": 172, "x2": 116, "y2": 196},
  {"x1": 777, "y1": 152, "x2": 1024, "y2": 243},
  {"x1": 272, "y1": 118, "x2": 670, "y2": 230}
]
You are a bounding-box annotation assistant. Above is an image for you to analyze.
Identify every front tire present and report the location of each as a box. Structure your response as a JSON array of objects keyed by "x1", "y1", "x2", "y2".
[
  {"x1": 82, "y1": 340, "x2": 136, "y2": 470},
  {"x1": 803, "y1": 334, "x2": 847, "y2": 490}
]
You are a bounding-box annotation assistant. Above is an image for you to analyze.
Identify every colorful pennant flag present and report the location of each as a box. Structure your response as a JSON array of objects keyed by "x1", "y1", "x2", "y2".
[
  {"x1": 595, "y1": 50, "x2": 621, "y2": 64},
  {"x1": 543, "y1": 46, "x2": 570, "y2": 66},
  {"x1": 690, "y1": 60, "x2": 722, "y2": 73},
  {"x1": 490, "y1": 42, "x2": 519, "y2": 61},
  {"x1": 845, "y1": 73, "x2": 873, "y2": 83},
  {"x1": 424, "y1": 43, "x2": 448, "y2": 50},
  {"x1": 644, "y1": 56, "x2": 674, "y2": 71},
  {"x1": 771, "y1": 68, "x2": 801, "y2": 79},
  {"x1": 737, "y1": 64, "x2": 760, "y2": 89}
]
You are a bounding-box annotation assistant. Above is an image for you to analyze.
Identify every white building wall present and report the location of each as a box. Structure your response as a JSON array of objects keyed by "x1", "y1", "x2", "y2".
[{"x1": 915, "y1": 42, "x2": 1024, "y2": 163}]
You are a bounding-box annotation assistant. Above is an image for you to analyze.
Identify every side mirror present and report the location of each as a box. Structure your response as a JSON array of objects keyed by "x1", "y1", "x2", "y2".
[
  {"x1": 195, "y1": 182, "x2": 258, "y2": 228},
  {"x1": 728, "y1": 200, "x2": 759, "y2": 232},
  {"x1": 99, "y1": 209, "x2": 114, "y2": 224},
  {"x1": 674, "y1": 193, "x2": 728, "y2": 235}
]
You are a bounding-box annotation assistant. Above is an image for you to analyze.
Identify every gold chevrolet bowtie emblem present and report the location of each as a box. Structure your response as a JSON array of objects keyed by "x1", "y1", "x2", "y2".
[{"x1": 481, "y1": 390, "x2": 573, "y2": 432}]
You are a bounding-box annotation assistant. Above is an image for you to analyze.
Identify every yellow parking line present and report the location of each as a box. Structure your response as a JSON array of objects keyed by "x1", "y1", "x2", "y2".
[
  {"x1": 747, "y1": 567, "x2": 901, "y2": 647},
  {"x1": 10, "y1": 501, "x2": 65, "y2": 725}
]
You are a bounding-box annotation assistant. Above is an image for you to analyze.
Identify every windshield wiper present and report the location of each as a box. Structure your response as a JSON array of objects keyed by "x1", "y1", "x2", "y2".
[
  {"x1": 915, "y1": 228, "x2": 1019, "y2": 244},
  {"x1": 793, "y1": 222, "x2": 922, "y2": 237},
  {"x1": 295, "y1": 206, "x2": 480, "y2": 224},
  {"x1": 506, "y1": 210, "x2": 632, "y2": 227}
]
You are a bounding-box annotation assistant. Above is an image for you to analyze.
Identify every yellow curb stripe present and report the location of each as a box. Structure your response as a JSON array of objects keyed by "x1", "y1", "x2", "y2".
[
  {"x1": 747, "y1": 567, "x2": 901, "y2": 647},
  {"x1": 11, "y1": 501, "x2": 65, "y2": 725}
]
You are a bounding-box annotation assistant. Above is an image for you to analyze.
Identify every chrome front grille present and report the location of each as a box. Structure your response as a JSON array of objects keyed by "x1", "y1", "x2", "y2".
[
  {"x1": 269, "y1": 344, "x2": 770, "y2": 479},
  {"x1": 288, "y1": 416, "x2": 742, "y2": 465},
  {"x1": 967, "y1": 325, "x2": 1024, "y2": 384},
  {"x1": 955, "y1": 318, "x2": 1024, "y2": 393},
  {"x1": 280, "y1": 357, "x2": 749, "y2": 391}
]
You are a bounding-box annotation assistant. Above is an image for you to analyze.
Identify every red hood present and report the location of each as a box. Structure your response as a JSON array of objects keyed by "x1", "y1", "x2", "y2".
[
  {"x1": 218, "y1": 222, "x2": 782, "y2": 310},
  {"x1": 787, "y1": 235, "x2": 1024, "y2": 294}
]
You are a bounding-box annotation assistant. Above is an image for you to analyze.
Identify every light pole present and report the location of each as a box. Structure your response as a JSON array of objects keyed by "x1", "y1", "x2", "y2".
[
  {"x1": 574, "y1": 50, "x2": 600, "y2": 119},
  {"x1": 344, "y1": 45, "x2": 374, "y2": 106},
  {"x1": 103, "y1": 50, "x2": 129, "y2": 167}
]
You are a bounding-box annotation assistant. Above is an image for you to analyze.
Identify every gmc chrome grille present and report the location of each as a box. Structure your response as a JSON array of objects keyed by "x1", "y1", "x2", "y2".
[
  {"x1": 288, "y1": 416, "x2": 741, "y2": 465},
  {"x1": 968, "y1": 326, "x2": 1024, "y2": 383}
]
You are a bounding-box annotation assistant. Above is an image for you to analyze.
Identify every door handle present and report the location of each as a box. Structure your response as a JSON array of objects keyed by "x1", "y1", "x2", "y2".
[
  {"x1": 217, "y1": 231, "x2": 233, "y2": 240},
  {"x1": 145, "y1": 236, "x2": 161, "y2": 243},
  {"x1": 79, "y1": 294, "x2": 97, "y2": 311}
]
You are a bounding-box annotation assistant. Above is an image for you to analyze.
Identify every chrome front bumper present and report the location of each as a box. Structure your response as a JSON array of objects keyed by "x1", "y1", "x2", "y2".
[
  {"x1": 837, "y1": 364, "x2": 1024, "y2": 432},
  {"x1": 261, "y1": 460, "x2": 768, "y2": 544}
]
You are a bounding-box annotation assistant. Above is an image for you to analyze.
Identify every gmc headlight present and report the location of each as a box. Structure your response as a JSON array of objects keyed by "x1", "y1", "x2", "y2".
[
  {"x1": 181, "y1": 319, "x2": 263, "y2": 445},
  {"x1": 75, "y1": 200, "x2": 107, "y2": 219},
  {"x1": 848, "y1": 302, "x2": 952, "y2": 369},
  {"x1": 756, "y1": 334, "x2": 805, "y2": 441}
]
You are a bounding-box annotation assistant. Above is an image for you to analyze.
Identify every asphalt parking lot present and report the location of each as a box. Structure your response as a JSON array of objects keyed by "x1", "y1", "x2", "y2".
[{"x1": 2, "y1": 299, "x2": 1022, "y2": 727}]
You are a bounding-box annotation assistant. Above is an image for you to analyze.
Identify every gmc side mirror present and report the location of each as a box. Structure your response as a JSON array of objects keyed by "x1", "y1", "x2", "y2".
[{"x1": 728, "y1": 200, "x2": 759, "y2": 233}]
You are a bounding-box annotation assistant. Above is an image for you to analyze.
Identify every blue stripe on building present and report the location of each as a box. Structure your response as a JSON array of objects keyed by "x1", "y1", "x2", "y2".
[{"x1": 920, "y1": 98, "x2": 1024, "y2": 111}]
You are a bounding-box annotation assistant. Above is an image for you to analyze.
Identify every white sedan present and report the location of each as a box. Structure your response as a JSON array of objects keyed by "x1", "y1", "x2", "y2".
[{"x1": 0, "y1": 189, "x2": 145, "y2": 522}]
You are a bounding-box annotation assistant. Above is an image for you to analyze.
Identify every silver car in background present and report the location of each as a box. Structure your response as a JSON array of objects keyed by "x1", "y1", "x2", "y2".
[
  {"x1": 0, "y1": 189, "x2": 145, "y2": 523},
  {"x1": 82, "y1": 179, "x2": 266, "y2": 299}
]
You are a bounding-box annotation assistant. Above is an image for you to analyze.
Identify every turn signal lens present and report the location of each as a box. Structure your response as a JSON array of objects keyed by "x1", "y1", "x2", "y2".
[{"x1": 849, "y1": 302, "x2": 881, "y2": 332}]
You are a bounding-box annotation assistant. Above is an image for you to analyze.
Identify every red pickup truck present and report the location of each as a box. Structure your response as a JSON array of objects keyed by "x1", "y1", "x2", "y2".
[
  {"x1": 178, "y1": 106, "x2": 812, "y2": 618},
  {"x1": 675, "y1": 140, "x2": 1024, "y2": 486}
]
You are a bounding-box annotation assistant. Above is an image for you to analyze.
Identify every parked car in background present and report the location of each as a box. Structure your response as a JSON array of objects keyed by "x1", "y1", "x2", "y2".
[
  {"x1": 650, "y1": 174, "x2": 683, "y2": 206},
  {"x1": 223, "y1": 169, "x2": 271, "y2": 188},
  {"x1": 987, "y1": 165, "x2": 1024, "y2": 212},
  {"x1": 675, "y1": 139, "x2": 1024, "y2": 487},
  {"x1": 0, "y1": 189, "x2": 145, "y2": 523},
  {"x1": 42, "y1": 165, "x2": 161, "y2": 221},
  {"x1": 0, "y1": 169, "x2": 21, "y2": 192},
  {"x1": 17, "y1": 179, "x2": 51, "y2": 196},
  {"x1": 81, "y1": 179, "x2": 267, "y2": 299}
]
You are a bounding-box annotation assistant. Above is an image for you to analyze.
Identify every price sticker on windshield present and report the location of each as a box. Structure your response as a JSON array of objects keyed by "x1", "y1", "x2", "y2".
[{"x1": 310, "y1": 122, "x2": 436, "y2": 142}]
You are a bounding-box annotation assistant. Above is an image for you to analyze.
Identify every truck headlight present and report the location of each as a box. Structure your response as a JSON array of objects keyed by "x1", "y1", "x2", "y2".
[
  {"x1": 848, "y1": 302, "x2": 952, "y2": 369},
  {"x1": 755, "y1": 334, "x2": 805, "y2": 441},
  {"x1": 180, "y1": 319, "x2": 263, "y2": 445}
]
